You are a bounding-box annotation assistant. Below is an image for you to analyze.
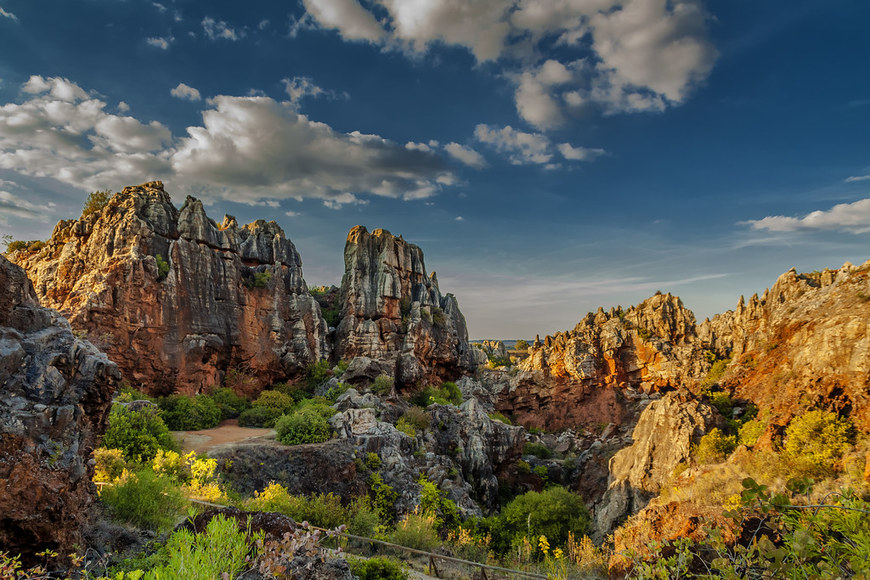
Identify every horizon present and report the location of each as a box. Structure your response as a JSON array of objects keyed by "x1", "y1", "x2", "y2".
[{"x1": 1, "y1": 0, "x2": 869, "y2": 339}]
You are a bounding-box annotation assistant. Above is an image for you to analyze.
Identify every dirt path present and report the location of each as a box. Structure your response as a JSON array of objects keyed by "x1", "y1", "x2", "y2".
[{"x1": 173, "y1": 419, "x2": 275, "y2": 454}]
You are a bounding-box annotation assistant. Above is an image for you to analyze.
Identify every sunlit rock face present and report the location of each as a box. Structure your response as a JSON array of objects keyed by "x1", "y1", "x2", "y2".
[
  {"x1": 0, "y1": 255, "x2": 119, "y2": 564},
  {"x1": 335, "y1": 226, "x2": 479, "y2": 386},
  {"x1": 699, "y1": 261, "x2": 870, "y2": 431},
  {"x1": 11, "y1": 181, "x2": 329, "y2": 395}
]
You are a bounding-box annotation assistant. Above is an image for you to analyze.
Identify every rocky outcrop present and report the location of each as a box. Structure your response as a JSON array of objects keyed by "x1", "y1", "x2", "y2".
[
  {"x1": 594, "y1": 390, "x2": 722, "y2": 536},
  {"x1": 521, "y1": 293, "x2": 708, "y2": 390},
  {"x1": 698, "y1": 261, "x2": 870, "y2": 431},
  {"x1": 334, "y1": 226, "x2": 478, "y2": 386},
  {"x1": 0, "y1": 255, "x2": 119, "y2": 563},
  {"x1": 12, "y1": 182, "x2": 329, "y2": 395},
  {"x1": 479, "y1": 340, "x2": 508, "y2": 360}
]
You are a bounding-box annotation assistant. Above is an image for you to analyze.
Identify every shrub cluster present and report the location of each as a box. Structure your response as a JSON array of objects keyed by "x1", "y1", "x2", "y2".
[
  {"x1": 101, "y1": 404, "x2": 178, "y2": 463},
  {"x1": 158, "y1": 394, "x2": 221, "y2": 431},
  {"x1": 411, "y1": 381, "x2": 463, "y2": 407},
  {"x1": 275, "y1": 409, "x2": 332, "y2": 445}
]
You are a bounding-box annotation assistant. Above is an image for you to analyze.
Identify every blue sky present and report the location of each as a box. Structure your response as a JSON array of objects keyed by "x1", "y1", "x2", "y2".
[{"x1": 0, "y1": 0, "x2": 869, "y2": 339}]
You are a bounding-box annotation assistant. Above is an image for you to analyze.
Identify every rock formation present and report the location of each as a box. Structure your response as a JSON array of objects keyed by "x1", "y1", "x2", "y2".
[
  {"x1": 11, "y1": 182, "x2": 329, "y2": 395},
  {"x1": 0, "y1": 255, "x2": 119, "y2": 563},
  {"x1": 479, "y1": 340, "x2": 508, "y2": 360},
  {"x1": 698, "y1": 261, "x2": 870, "y2": 431},
  {"x1": 335, "y1": 226, "x2": 478, "y2": 386},
  {"x1": 595, "y1": 390, "x2": 723, "y2": 536}
]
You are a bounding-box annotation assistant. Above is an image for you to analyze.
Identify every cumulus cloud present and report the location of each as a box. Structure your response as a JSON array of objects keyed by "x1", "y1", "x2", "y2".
[
  {"x1": 845, "y1": 175, "x2": 870, "y2": 183},
  {"x1": 0, "y1": 76, "x2": 455, "y2": 206},
  {"x1": 300, "y1": 0, "x2": 385, "y2": 42},
  {"x1": 299, "y1": 0, "x2": 716, "y2": 128},
  {"x1": 202, "y1": 17, "x2": 243, "y2": 41},
  {"x1": 280, "y1": 77, "x2": 347, "y2": 106},
  {"x1": 558, "y1": 142, "x2": 605, "y2": 161},
  {"x1": 444, "y1": 142, "x2": 487, "y2": 168},
  {"x1": 146, "y1": 36, "x2": 173, "y2": 50},
  {"x1": 743, "y1": 198, "x2": 870, "y2": 234},
  {"x1": 0, "y1": 7, "x2": 18, "y2": 21},
  {"x1": 171, "y1": 82, "x2": 202, "y2": 101}
]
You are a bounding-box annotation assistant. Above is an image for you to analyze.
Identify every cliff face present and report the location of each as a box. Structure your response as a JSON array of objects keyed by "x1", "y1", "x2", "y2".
[
  {"x1": 12, "y1": 182, "x2": 328, "y2": 395},
  {"x1": 335, "y1": 226, "x2": 478, "y2": 386},
  {"x1": 699, "y1": 261, "x2": 870, "y2": 430},
  {"x1": 0, "y1": 255, "x2": 119, "y2": 563}
]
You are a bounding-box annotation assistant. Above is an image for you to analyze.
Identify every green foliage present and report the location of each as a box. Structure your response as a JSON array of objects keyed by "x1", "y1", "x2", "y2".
[
  {"x1": 82, "y1": 189, "x2": 111, "y2": 218},
  {"x1": 395, "y1": 417, "x2": 418, "y2": 437},
  {"x1": 388, "y1": 510, "x2": 441, "y2": 551},
  {"x1": 115, "y1": 382, "x2": 156, "y2": 403},
  {"x1": 514, "y1": 339, "x2": 530, "y2": 351},
  {"x1": 637, "y1": 327, "x2": 652, "y2": 341},
  {"x1": 709, "y1": 391, "x2": 734, "y2": 418},
  {"x1": 93, "y1": 448, "x2": 127, "y2": 483},
  {"x1": 431, "y1": 306, "x2": 447, "y2": 327},
  {"x1": 738, "y1": 417, "x2": 766, "y2": 447},
  {"x1": 334, "y1": 360, "x2": 349, "y2": 376},
  {"x1": 365, "y1": 452, "x2": 382, "y2": 471},
  {"x1": 155, "y1": 254, "x2": 170, "y2": 280},
  {"x1": 325, "y1": 381, "x2": 350, "y2": 402},
  {"x1": 418, "y1": 475, "x2": 460, "y2": 533},
  {"x1": 411, "y1": 381, "x2": 463, "y2": 407},
  {"x1": 348, "y1": 497, "x2": 381, "y2": 537},
  {"x1": 101, "y1": 404, "x2": 178, "y2": 463},
  {"x1": 209, "y1": 387, "x2": 250, "y2": 419},
  {"x1": 252, "y1": 389, "x2": 295, "y2": 413},
  {"x1": 489, "y1": 486, "x2": 591, "y2": 556},
  {"x1": 399, "y1": 296, "x2": 412, "y2": 318},
  {"x1": 246, "y1": 483, "x2": 351, "y2": 529},
  {"x1": 784, "y1": 409, "x2": 855, "y2": 477},
  {"x1": 3, "y1": 239, "x2": 44, "y2": 255},
  {"x1": 700, "y1": 358, "x2": 731, "y2": 391},
  {"x1": 524, "y1": 442, "x2": 554, "y2": 459},
  {"x1": 296, "y1": 397, "x2": 337, "y2": 419},
  {"x1": 306, "y1": 360, "x2": 332, "y2": 391},
  {"x1": 253, "y1": 270, "x2": 272, "y2": 288},
  {"x1": 695, "y1": 427, "x2": 737, "y2": 464},
  {"x1": 148, "y1": 514, "x2": 258, "y2": 579},
  {"x1": 100, "y1": 469, "x2": 186, "y2": 531},
  {"x1": 275, "y1": 409, "x2": 332, "y2": 445},
  {"x1": 370, "y1": 473, "x2": 398, "y2": 524},
  {"x1": 371, "y1": 374, "x2": 394, "y2": 396},
  {"x1": 158, "y1": 394, "x2": 221, "y2": 431},
  {"x1": 321, "y1": 305, "x2": 341, "y2": 327},
  {"x1": 223, "y1": 368, "x2": 261, "y2": 399},
  {"x1": 349, "y1": 556, "x2": 408, "y2": 580},
  {"x1": 487, "y1": 355, "x2": 512, "y2": 368},
  {"x1": 237, "y1": 405, "x2": 283, "y2": 428},
  {"x1": 488, "y1": 411, "x2": 512, "y2": 424}
]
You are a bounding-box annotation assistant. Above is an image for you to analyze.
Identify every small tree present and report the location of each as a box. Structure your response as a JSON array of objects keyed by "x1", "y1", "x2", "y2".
[
  {"x1": 784, "y1": 409, "x2": 855, "y2": 476},
  {"x1": 82, "y1": 189, "x2": 112, "y2": 218},
  {"x1": 515, "y1": 339, "x2": 530, "y2": 351}
]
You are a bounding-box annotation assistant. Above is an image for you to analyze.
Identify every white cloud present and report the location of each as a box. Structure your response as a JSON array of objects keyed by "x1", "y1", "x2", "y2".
[
  {"x1": 474, "y1": 124, "x2": 554, "y2": 165},
  {"x1": 299, "y1": 0, "x2": 715, "y2": 128},
  {"x1": 558, "y1": 142, "x2": 605, "y2": 161},
  {"x1": 171, "y1": 83, "x2": 202, "y2": 102},
  {"x1": 0, "y1": 190, "x2": 56, "y2": 223},
  {"x1": 259, "y1": 19, "x2": 270, "y2": 30},
  {"x1": 743, "y1": 198, "x2": 870, "y2": 234},
  {"x1": 300, "y1": 0, "x2": 385, "y2": 42},
  {"x1": 845, "y1": 175, "x2": 870, "y2": 183},
  {"x1": 202, "y1": 17, "x2": 243, "y2": 41},
  {"x1": 455, "y1": 216, "x2": 464, "y2": 221},
  {"x1": 444, "y1": 142, "x2": 487, "y2": 168},
  {"x1": 146, "y1": 36, "x2": 173, "y2": 50},
  {"x1": 0, "y1": 77, "x2": 462, "y2": 208},
  {"x1": 117, "y1": 101, "x2": 130, "y2": 112},
  {"x1": 285, "y1": 210, "x2": 300, "y2": 217},
  {"x1": 152, "y1": 3, "x2": 167, "y2": 13},
  {"x1": 0, "y1": 7, "x2": 18, "y2": 22},
  {"x1": 282, "y1": 77, "x2": 325, "y2": 104}
]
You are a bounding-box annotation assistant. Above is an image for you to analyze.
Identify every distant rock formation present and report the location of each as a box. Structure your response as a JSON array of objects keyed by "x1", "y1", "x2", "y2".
[
  {"x1": 479, "y1": 340, "x2": 508, "y2": 360},
  {"x1": 12, "y1": 182, "x2": 329, "y2": 395},
  {"x1": 699, "y1": 261, "x2": 870, "y2": 431},
  {"x1": 0, "y1": 255, "x2": 119, "y2": 563},
  {"x1": 335, "y1": 226, "x2": 479, "y2": 386}
]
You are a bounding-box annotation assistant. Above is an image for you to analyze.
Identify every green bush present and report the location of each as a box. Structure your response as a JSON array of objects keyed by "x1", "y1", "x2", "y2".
[
  {"x1": 524, "y1": 442, "x2": 553, "y2": 459},
  {"x1": 324, "y1": 381, "x2": 350, "y2": 402},
  {"x1": 395, "y1": 417, "x2": 418, "y2": 437},
  {"x1": 296, "y1": 397, "x2": 337, "y2": 419},
  {"x1": 514, "y1": 339, "x2": 529, "y2": 351},
  {"x1": 238, "y1": 406, "x2": 284, "y2": 428},
  {"x1": 101, "y1": 404, "x2": 179, "y2": 463},
  {"x1": 695, "y1": 428, "x2": 737, "y2": 464},
  {"x1": 418, "y1": 475, "x2": 460, "y2": 533},
  {"x1": 700, "y1": 358, "x2": 731, "y2": 391},
  {"x1": 93, "y1": 448, "x2": 127, "y2": 483},
  {"x1": 245, "y1": 483, "x2": 350, "y2": 529},
  {"x1": 411, "y1": 382, "x2": 463, "y2": 407},
  {"x1": 275, "y1": 409, "x2": 332, "y2": 445},
  {"x1": 349, "y1": 557, "x2": 408, "y2": 580},
  {"x1": 372, "y1": 375, "x2": 394, "y2": 395},
  {"x1": 253, "y1": 271, "x2": 272, "y2": 288},
  {"x1": 252, "y1": 389, "x2": 295, "y2": 413},
  {"x1": 389, "y1": 510, "x2": 441, "y2": 551},
  {"x1": 158, "y1": 394, "x2": 222, "y2": 431},
  {"x1": 488, "y1": 486, "x2": 591, "y2": 556},
  {"x1": 349, "y1": 497, "x2": 380, "y2": 537},
  {"x1": 400, "y1": 406, "x2": 431, "y2": 432},
  {"x1": 82, "y1": 189, "x2": 111, "y2": 218},
  {"x1": 738, "y1": 418, "x2": 766, "y2": 447},
  {"x1": 155, "y1": 254, "x2": 170, "y2": 280},
  {"x1": 784, "y1": 410, "x2": 855, "y2": 477},
  {"x1": 209, "y1": 387, "x2": 251, "y2": 419},
  {"x1": 306, "y1": 360, "x2": 332, "y2": 391},
  {"x1": 709, "y1": 391, "x2": 734, "y2": 418},
  {"x1": 370, "y1": 473, "x2": 398, "y2": 524},
  {"x1": 488, "y1": 411, "x2": 512, "y2": 424},
  {"x1": 149, "y1": 514, "x2": 258, "y2": 579},
  {"x1": 100, "y1": 469, "x2": 186, "y2": 531},
  {"x1": 431, "y1": 307, "x2": 447, "y2": 327}
]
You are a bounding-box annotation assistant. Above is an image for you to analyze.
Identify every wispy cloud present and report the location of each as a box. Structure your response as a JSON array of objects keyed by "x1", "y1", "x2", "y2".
[
  {"x1": 202, "y1": 17, "x2": 244, "y2": 41},
  {"x1": 0, "y1": 7, "x2": 18, "y2": 22},
  {"x1": 444, "y1": 142, "x2": 487, "y2": 169},
  {"x1": 845, "y1": 175, "x2": 870, "y2": 183},
  {"x1": 474, "y1": 124, "x2": 603, "y2": 167},
  {"x1": 146, "y1": 36, "x2": 173, "y2": 50}
]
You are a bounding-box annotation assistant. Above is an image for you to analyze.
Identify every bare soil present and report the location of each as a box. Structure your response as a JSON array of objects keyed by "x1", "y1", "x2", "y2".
[{"x1": 173, "y1": 419, "x2": 275, "y2": 454}]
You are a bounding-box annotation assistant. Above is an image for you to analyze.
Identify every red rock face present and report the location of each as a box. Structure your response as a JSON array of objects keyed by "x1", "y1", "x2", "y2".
[
  {"x1": 335, "y1": 226, "x2": 479, "y2": 386},
  {"x1": 700, "y1": 262, "x2": 870, "y2": 431},
  {"x1": 12, "y1": 182, "x2": 329, "y2": 395},
  {"x1": 0, "y1": 255, "x2": 119, "y2": 564}
]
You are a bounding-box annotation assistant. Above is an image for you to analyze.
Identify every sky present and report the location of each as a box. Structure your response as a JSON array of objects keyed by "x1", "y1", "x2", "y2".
[{"x1": 0, "y1": 0, "x2": 869, "y2": 340}]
